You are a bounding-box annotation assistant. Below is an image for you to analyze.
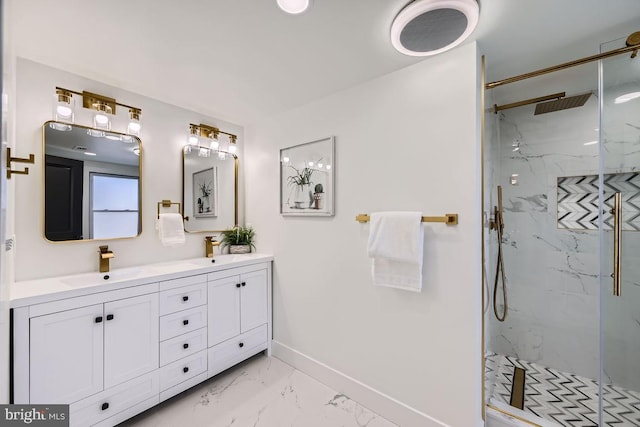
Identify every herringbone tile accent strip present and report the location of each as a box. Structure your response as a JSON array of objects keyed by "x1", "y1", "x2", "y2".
[
  {"x1": 557, "y1": 172, "x2": 640, "y2": 231},
  {"x1": 486, "y1": 353, "x2": 640, "y2": 426}
]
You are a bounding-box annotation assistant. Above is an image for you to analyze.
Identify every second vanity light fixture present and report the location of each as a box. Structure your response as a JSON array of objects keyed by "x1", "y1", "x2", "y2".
[
  {"x1": 52, "y1": 87, "x2": 143, "y2": 137},
  {"x1": 186, "y1": 123, "x2": 238, "y2": 158}
]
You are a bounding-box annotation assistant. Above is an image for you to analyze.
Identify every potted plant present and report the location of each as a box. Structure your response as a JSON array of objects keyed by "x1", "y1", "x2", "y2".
[
  {"x1": 313, "y1": 183, "x2": 324, "y2": 209},
  {"x1": 220, "y1": 226, "x2": 256, "y2": 254},
  {"x1": 287, "y1": 159, "x2": 322, "y2": 208}
]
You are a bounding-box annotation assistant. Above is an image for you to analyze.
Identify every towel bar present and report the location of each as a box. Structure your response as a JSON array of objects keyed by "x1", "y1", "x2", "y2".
[
  {"x1": 355, "y1": 213, "x2": 458, "y2": 225},
  {"x1": 157, "y1": 200, "x2": 182, "y2": 219}
]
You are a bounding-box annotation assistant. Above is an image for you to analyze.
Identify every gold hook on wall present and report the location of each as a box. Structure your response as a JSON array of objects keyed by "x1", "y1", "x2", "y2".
[{"x1": 6, "y1": 147, "x2": 35, "y2": 179}]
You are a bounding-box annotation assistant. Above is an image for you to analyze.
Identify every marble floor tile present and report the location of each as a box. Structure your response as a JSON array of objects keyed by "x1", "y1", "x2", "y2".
[{"x1": 120, "y1": 354, "x2": 397, "y2": 427}]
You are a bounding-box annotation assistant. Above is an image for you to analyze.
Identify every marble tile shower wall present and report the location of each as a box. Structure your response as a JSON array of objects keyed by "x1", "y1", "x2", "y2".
[{"x1": 487, "y1": 96, "x2": 601, "y2": 381}]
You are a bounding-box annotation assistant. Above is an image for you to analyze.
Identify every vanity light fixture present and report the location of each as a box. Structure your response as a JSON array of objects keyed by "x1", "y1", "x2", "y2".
[
  {"x1": 277, "y1": 0, "x2": 311, "y2": 14},
  {"x1": 53, "y1": 88, "x2": 74, "y2": 122},
  {"x1": 187, "y1": 123, "x2": 238, "y2": 156},
  {"x1": 53, "y1": 87, "x2": 142, "y2": 136}
]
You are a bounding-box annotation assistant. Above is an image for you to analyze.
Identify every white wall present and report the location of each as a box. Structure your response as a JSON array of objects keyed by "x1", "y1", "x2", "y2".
[
  {"x1": 245, "y1": 43, "x2": 483, "y2": 427},
  {"x1": 14, "y1": 59, "x2": 244, "y2": 281}
]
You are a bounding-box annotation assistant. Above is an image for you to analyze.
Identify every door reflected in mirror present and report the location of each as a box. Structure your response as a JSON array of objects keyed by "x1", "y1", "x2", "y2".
[
  {"x1": 43, "y1": 121, "x2": 142, "y2": 242},
  {"x1": 182, "y1": 146, "x2": 238, "y2": 232}
]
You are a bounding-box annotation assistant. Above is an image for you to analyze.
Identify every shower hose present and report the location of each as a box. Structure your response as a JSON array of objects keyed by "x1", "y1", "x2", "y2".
[{"x1": 493, "y1": 206, "x2": 508, "y2": 322}]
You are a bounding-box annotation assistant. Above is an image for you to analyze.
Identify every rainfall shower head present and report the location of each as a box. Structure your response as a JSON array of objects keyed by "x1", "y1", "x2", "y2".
[{"x1": 534, "y1": 92, "x2": 592, "y2": 115}]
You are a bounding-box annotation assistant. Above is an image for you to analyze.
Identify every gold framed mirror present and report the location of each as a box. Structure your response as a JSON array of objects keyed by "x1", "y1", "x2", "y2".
[
  {"x1": 182, "y1": 146, "x2": 238, "y2": 232},
  {"x1": 43, "y1": 121, "x2": 142, "y2": 242}
]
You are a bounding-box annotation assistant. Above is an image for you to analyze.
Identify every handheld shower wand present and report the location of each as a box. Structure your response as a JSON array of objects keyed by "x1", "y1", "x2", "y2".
[{"x1": 491, "y1": 185, "x2": 508, "y2": 322}]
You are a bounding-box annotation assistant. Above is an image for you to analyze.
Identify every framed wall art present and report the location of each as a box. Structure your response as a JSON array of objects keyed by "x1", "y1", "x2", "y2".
[
  {"x1": 280, "y1": 136, "x2": 335, "y2": 216},
  {"x1": 193, "y1": 167, "x2": 218, "y2": 218}
]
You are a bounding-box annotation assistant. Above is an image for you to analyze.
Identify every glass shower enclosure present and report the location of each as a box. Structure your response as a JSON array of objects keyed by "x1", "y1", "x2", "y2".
[{"x1": 483, "y1": 34, "x2": 640, "y2": 426}]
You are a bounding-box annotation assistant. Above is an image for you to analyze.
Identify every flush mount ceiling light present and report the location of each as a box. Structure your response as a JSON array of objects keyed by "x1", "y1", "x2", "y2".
[
  {"x1": 277, "y1": 0, "x2": 311, "y2": 14},
  {"x1": 390, "y1": 0, "x2": 479, "y2": 57}
]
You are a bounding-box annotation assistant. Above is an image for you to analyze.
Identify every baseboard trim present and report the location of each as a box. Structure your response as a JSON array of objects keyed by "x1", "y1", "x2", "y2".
[{"x1": 272, "y1": 340, "x2": 449, "y2": 427}]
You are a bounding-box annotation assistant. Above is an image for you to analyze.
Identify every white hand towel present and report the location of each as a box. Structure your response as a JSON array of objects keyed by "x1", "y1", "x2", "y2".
[
  {"x1": 156, "y1": 213, "x2": 186, "y2": 247},
  {"x1": 367, "y1": 211, "x2": 424, "y2": 292}
]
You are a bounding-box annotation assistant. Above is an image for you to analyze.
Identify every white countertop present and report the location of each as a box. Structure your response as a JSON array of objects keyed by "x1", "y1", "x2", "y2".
[{"x1": 11, "y1": 253, "x2": 273, "y2": 308}]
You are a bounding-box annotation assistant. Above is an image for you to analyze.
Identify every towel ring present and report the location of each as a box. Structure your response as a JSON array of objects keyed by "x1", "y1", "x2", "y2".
[{"x1": 157, "y1": 200, "x2": 182, "y2": 219}]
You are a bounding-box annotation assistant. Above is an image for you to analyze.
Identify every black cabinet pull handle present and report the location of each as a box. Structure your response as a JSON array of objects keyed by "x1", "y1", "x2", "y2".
[
  {"x1": 182, "y1": 296, "x2": 189, "y2": 302},
  {"x1": 239, "y1": 342, "x2": 244, "y2": 348},
  {"x1": 101, "y1": 402, "x2": 109, "y2": 411},
  {"x1": 241, "y1": 282, "x2": 246, "y2": 287},
  {"x1": 95, "y1": 316, "x2": 103, "y2": 323},
  {"x1": 183, "y1": 367, "x2": 189, "y2": 373},
  {"x1": 183, "y1": 319, "x2": 189, "y2": 326},
  {"x1": 183, "y1": 343, "x2": 189, "y2": 349},
  {"x1": 236, "y1": 283, "x2": 241, "y2": 288},
  {"x1": 106, "y1": 314, "x2": 114, "y2": 321}
]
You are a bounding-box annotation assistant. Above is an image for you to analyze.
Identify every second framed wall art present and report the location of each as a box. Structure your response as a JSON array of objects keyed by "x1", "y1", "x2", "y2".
[{"x1": 280, "y1": 136, "x2": 335, "y2": 216}]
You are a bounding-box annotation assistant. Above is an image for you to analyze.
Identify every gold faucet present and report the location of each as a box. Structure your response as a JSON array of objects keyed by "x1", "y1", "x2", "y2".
[
  {"x1": 99, "y1": 245, "x2": 114, "y2": 272},
  {"x1": 204, "y1": 237, "x2": 220, "y2": 258}
]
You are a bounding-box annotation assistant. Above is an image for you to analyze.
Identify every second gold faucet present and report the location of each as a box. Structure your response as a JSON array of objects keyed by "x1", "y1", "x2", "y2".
[
  {"x1": 98, "y1": 245, "x2": 114, "y2": 272},
  {"x1": 204, "y1": 237, "x2": 220, "y2": 258}
]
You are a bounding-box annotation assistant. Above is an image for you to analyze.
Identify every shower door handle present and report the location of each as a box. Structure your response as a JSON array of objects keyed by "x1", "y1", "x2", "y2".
[{"x1": 612, "y1": 192, "x2": 622, "y2": 297}]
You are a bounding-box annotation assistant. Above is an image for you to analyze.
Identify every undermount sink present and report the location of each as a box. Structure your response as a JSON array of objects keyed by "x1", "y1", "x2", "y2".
[{"x1": 59, "y1": 267, "x2": 146, "y2": 287}]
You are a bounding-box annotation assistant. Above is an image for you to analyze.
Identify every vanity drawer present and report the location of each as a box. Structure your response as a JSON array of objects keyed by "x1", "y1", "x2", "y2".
[
  {"x1": 70, "y1": 370, "x2": 159, "y2": 427},
  {"x1": 160, "y1": 327, "x2": 207, "y2": 366},
  {"x1": 208, "y1": 324, "x2": 268, "y2": 378},
  {"x1": 159, "y1": 282, "x2": 207, "y2": 315},
  {"x1": 159, "y1": 350, "x2": 207, "y2": 391},
  {"x1": 160, "y1": 305, "x2": 207, "y2": 341}
]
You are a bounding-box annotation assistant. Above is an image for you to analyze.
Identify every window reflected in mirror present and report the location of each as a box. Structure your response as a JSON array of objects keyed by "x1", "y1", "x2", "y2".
[{"x1": 43, "y1": 121, "x2": 142, "y2": 242}]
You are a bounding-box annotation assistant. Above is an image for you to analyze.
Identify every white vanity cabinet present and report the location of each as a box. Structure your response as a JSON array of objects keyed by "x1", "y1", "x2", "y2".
[
  {"x1": 14, "y1": 283, "x2": 160, "y2": 427},
  {"x1": 11, "y1": 255, "x2": 272, "y2": 427},
  {"x1": 207, "y1": 265, "x2": 269, "y2": 377}
]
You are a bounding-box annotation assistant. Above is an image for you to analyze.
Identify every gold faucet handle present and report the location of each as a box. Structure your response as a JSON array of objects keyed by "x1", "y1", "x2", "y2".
[{"x1": 98, "y1": 245, "x2": 114, "y2": 258}]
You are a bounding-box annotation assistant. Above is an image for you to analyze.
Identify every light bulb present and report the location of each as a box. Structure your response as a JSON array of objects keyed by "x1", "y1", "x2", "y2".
[
  {"x1": 188, "y1": 135, "x2": 199, "y2": 146},
  {"x1": 228, "y1": 144, "x2": 237, "y2": 154},
  {"x1": 317, "y1": 162, "x2": 323, "y2": 168},
  {"x1": 127, "y1": 109, "x2": 142, "y2": 136},
  {"x1": 308, "y1": 161, "x2": 314, "y2": 167},
  {"x1": 95, "y1": 114, "x2": 108, "y2": 125},
  {"x1": 326, "y1": 165, "x2": 331, "y2": 170},
  {"x1": 282, "y1": 156, "x2": 290, "y2": 163},
  {"x1": 210, "y1": 139, "x2": 219, "y2": 150},
  {"x1": 128, "y1": 121, "x2": 141, "y2": 135},
  {"x1": 56, "y1": 105, "x2": 73, "y2": 118}
]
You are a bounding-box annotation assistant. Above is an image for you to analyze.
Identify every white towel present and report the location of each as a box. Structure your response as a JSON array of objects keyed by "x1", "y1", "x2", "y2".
[
  {"x1": 367, "y1": 211, "x2": 424, "y2": 292},
  {"x1": 156, "y1": 213, "x2": 186, "y2": 247}
]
